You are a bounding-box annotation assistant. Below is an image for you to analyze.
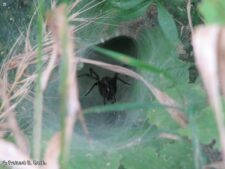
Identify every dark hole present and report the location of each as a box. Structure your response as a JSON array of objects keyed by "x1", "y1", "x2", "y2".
[
  {"x1": 98, "y1": 36, "x2": 138, "y2": 58},
  {"x1": 78, "y1": 36, "x2": 138, "y2": 139}
]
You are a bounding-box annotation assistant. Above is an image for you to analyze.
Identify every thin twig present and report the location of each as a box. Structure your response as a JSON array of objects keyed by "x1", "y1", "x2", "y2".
[{"x1": 187, "y1": 0, "x2": 193, "y2": 33}]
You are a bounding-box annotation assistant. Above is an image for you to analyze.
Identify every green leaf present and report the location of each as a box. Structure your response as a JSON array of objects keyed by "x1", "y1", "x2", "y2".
[
  {"x1": 199, "y1": 0, "x2": 225, "y2": 24},
  {"x1": 121, "y1": 146, "x2": 160, "y2": 169},
  {"x1": 179, "y1": 84, "x2": 219, "y2": 145},
  {"x1": 147, "y1": 101, "x2": 181, "y2": 130},
  {"x1": 159, "y1": 142, "x2": 195, "y2": 169},
  {"x1": 195, "y1": 107, "x2": 219, "y2": 145},
  {"x1": 110, "y1": 0, "x2": 148, "y2": 10},
  {"x1": 157, "y1": 3, "x2": 180, "y2": 46},
  {"x1": 121, "y1": 142, "x2": 194, "y2": 169},
  {"x1": 137, "y1": 28, "x2": 188, "y2": 91},
  {"x1": 109, "y1": 0, "x2": 153, "y2": 20},
  {"x1": 73, "y1": 150, "x2": 121, "y2": 169}
]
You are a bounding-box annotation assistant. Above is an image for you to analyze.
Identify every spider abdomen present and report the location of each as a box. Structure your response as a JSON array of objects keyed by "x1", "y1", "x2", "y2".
[{"x1": 98, "y1": 77, "x2": 117, "y2": 102}]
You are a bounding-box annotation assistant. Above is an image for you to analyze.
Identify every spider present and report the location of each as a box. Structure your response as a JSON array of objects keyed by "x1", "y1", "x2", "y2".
[{"x1": 79, "y1": 68, "x2": 129, "y2": 104}]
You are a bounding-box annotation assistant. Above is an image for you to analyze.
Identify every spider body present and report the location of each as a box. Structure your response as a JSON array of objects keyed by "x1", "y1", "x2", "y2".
[
  {"x1": 98, "y1": 76, "x2": 118, "y2": 103},
  {"x1": 79, "y1": 68, "x2": 129, "y2": 104}
]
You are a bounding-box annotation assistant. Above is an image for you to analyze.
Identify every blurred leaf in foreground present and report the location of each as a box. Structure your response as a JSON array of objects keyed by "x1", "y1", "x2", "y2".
[{"x1": 199, "y1": 0, "x2": 225, "y2": 24}]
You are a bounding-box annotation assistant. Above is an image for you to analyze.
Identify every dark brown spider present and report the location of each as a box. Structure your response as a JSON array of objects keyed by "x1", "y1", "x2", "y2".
[{"x1": 79, "y1": 68, "x2": 129, "y2": 104}]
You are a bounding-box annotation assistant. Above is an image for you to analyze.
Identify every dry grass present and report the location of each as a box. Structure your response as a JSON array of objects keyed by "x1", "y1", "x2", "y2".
[
  {"x1": 0, "y1": 1, "x2": 190, "y2": 168},
  {"x1": 192, "y1": 25, "x2": 225, "y2": 168}
]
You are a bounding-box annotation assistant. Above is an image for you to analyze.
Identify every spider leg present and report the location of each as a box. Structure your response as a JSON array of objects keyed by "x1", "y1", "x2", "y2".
[
  {"x1": 116, "y1": 75, "x2": 130, "y2": 85},
  {"x1": 89, "y1": 68, "x2": 100, "y2": 80},
  {"x1": 85, "y1": 82, "x2": 98, "y2": 96},
  {"x1": 78, "y1": 68, "x2": 100, "y2": 81},
  {"x1": 78, "y1": 73, "x2": 98, "y2": 80},
  {"x1": 114, "y1": 73, "x2": 129, "y2": 85}
]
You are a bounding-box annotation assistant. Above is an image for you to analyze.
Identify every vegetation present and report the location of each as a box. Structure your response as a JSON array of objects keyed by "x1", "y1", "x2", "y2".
[{"x1": 0, "y1": 0, "x2": 225, "y2": 169}]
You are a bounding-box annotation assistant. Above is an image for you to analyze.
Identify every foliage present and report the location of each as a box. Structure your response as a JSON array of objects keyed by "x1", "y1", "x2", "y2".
[
  {"x1": 199, "y1": 0, "x2": 225, "y2": 24},
  {"x1": 157, "y1": 3, "x2": 180, "y2": 47},
  {"x1": 1, "y1": 0, "x2": 224, "y2": 169}
]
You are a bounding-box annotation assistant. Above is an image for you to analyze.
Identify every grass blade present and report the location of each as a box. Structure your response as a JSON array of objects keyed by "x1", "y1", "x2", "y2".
[{"x1": 92, "y1": 46, "x2": 175, "y2": 82}]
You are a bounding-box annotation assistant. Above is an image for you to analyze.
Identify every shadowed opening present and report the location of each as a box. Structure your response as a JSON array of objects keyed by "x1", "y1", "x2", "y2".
[{"x1": 77, "y1": 36, "x2": 138, "y2": 139}]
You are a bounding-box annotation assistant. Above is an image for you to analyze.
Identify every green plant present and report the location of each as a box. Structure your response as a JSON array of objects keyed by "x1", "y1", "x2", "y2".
[{"x1": 0, "y1": 0, "x2": 224, "y2": 169}]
